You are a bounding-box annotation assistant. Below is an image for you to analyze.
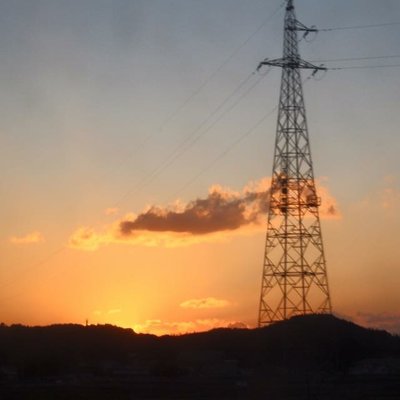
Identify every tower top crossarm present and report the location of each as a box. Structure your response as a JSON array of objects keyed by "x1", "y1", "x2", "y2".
[{"x1": 257, "y1": 0, "x2": 325, "y2": 72}]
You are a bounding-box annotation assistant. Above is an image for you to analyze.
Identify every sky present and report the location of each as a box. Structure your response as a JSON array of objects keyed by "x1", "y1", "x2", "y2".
[{"x1": 0, "y1": 0, "x2": 399, "y2": 335}]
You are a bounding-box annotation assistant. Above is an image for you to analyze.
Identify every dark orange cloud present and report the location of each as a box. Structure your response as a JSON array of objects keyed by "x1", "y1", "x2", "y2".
[
  {"x1": 69, "y1": 177, "x2": 340, "y2": 250},
  {"x1": 119, "y1": 184, "x2": 270, "y2": 236}
]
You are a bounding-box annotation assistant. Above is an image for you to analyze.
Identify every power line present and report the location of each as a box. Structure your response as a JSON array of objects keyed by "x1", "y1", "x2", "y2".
[
  {"x1": 115, "y1": 70, "x2": 269, "y2": 207},
  {"x1": 171, "y1": 109, "x2": 275, "y2": 200},
  {"x1": 170, "y1": 76, "x2": 312, "y2": 200},
  {"x1": 330, "y1": 64, "x2": 400, "y2": 70},
  {"x1": 104, "y1": 1, "x2": 286, "y2": 202},
  {"x1": 319, "y1": 22, "x2": 400, "y2": 32},
  {"x1": 90, "y1": 2, "x2": 286, "y2": 196},
  {"x1": 116, "y1": 55, "x2": 400, "y2": 187},
  {"x1": 157, "y1": 1, "x2": 286, "y2": 131},
  {"x1": 149, "y1": 73, "x2": 269, "y2": 182},
  {"x1": 312, "y1": 55, "x2": 400, "y2": 63}
]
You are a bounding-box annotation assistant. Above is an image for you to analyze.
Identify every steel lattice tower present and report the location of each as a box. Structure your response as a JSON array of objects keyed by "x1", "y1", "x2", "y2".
[{"x1": 257, "y1": 0, "x2": 332, "y2": 326}]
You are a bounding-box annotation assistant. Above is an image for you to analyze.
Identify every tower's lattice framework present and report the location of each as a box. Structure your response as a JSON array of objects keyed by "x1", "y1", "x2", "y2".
[{"x1": 258, "y1": 0, "x2": 332, "y2": 326}]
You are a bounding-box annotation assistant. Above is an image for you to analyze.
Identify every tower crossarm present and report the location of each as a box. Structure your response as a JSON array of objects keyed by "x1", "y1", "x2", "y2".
[
  {"x1": 257, "y1": 57, "x2": 326, "y2": 71},
  {"x1": 288, "y1": 19, "x2": 318, "y2": 33},
  {"x1": 257, "y1": 0, "x2": 324, "y2": 74}
]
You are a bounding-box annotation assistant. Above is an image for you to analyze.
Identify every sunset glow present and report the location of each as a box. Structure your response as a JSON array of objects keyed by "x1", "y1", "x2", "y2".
[{"x1": 1, "y1": 0, "x2": 399, "y2": 336}]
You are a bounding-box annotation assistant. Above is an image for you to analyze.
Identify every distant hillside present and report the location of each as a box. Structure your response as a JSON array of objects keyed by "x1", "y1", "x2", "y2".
[
  {"x1": 0, "y1": 314, "x2": 399, "y2": 374},
  {"x1": 1, "y1": 314, "x2": 399, "y2": 399}
]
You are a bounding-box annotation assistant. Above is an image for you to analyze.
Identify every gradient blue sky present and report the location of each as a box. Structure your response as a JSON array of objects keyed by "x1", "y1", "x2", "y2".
[{"x1": 0, "y1": 0, "x2": 399, "y2": 334}]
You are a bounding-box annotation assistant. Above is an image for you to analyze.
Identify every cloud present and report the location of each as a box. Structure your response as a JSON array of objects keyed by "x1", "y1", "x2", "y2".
[
  {"x1": 180, "y1": 297, "x2": 230, "y2": 309},
  {"x1": 316, "y1": 181, "x2": 342, "y2": 220},
  {"x1": 119, "y1": 181, "x2": 270, "y2": 236},
  {"x1": 381, "y1": 184, "x2": 400, "y2": 211},
  {"x1": 69, "y1": 176, "x2": 340, "y2": 250},
  {"x1": 68, "y1": 225, "x2": 230, "y2": 250},
  {"x1": 69, "y1": 227, "x2": 112, "y2": 251},
  {"x1": 358, "y1": 176, "x2": 400, "y2": 215},
  {"x1": 355, "y1": 311, "x2": 400, "y2": 334},
  {"x1": 133, "y1": 318, "x2": 249, "y2": 336},
  {"x1": 9, "y1": 231, "x2": 45, "y2": 245}
]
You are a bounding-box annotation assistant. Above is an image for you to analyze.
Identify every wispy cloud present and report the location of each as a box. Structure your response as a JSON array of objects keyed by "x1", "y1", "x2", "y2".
[
  {"x1": 316, "y1": 179, "x2": 342, "y2": 220},
  {"x1": 381, "y1": 187, "x2": 400, "y2": 211},
  {"x1": 134, "y1": 318, "x2": 249, "y2": 336},
  {"x1": 356, "y1": 311, "x2": 400, "y2": 334},
  {"x1": 180, "y1": 297, "x2": 230, "y2": 309},
  {"x1": 9, "y1": 231, "x2": 45, "y2": 245},
  {"x1": 69, "y1": 177, "x2": 340, "y2": 251},
  {"x1": 358, "y1": 176, "x2": 400, "y2": 214}
]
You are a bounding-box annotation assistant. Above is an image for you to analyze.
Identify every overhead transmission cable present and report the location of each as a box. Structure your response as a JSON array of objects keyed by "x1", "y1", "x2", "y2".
[
  {"x1": 311, "y1": 55, "x2": 400, "y2": 63},
  {"x1": 129, "y1": 0, "x2": 285, "y2": 152},
  {"x1": 115, "y1": 69, "x2": 270, "y2": 207},
  {"x1": 170, "y1": 75, "x2": 313, "y2": 200},
  {"x1": 319, "y1": 22, "x2": 400, "y2": 32},
  {"x1": 97, "y1": 0, "x2": 286, "y2": 199},
  {"x1": 171, "y1": 109, "x2": 276, "y2": 200},
  {"x1": 329, "y1": 64, "x2": 400, "y2": 71},
  {"x1": 157, "y1": 1, "x2": 286, "y2": 131},
  {"x1": 311, "y1": 54, "x2": 400, "y2": 71},
  {"x1": 97, "y1": 2, "x2": 285, "y2": 186}
]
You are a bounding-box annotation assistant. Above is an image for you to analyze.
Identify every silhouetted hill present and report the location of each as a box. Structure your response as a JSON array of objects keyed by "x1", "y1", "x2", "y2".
[{"x1": 1, "y1": 315, "x2": 399, "y2": 399}]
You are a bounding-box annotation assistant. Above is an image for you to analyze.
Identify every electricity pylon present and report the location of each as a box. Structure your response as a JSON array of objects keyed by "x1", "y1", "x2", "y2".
[{"x1": 257, "y1": 0, "x2": 332, "y2": 326}]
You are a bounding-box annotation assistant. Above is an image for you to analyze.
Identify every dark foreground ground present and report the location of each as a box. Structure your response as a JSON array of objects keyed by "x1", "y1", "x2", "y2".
[{"x1": 1, "y1": 314, "x2": 399, "y2": 399}]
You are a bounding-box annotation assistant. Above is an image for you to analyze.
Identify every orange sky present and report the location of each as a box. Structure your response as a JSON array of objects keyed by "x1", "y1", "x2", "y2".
[
  {"x1": 1, "y1": 175, "x2": 400, "y2": 335},
  {"x1": 1, "y1": 0, "x2": 400, "y2": 335}
]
